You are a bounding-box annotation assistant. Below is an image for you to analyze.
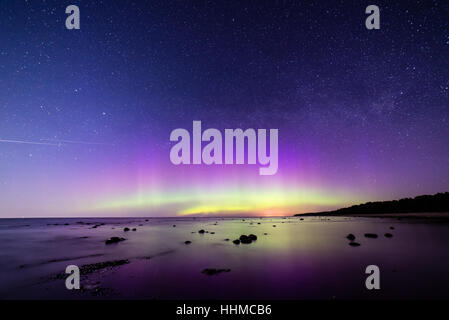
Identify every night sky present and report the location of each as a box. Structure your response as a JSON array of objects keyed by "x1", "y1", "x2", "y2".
[{"x1": 0, "y1": 0, "x2": 448, "y2": 217}]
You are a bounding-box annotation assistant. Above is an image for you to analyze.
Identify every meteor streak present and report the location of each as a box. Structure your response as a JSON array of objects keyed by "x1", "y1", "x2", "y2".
[
  {"x1": 0, "y1": 138, "x2": 113, "y2": 146},
  {"x1": 0, "y1": 139, "x2": 61, "y2": 146},
  {"x1": 40, "y1": 139, "x2": 114, "y2": 146}
]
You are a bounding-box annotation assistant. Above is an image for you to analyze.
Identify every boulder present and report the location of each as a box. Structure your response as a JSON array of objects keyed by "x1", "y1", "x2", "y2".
[
  {"x1": 346, "y1": 234, "x2": 356, "y2": 241},
  {"x1": 123, "y1": 227, "x2": 130, "y2": 232},
  {"x1": 201, "y1": 268, "x2": 231, "y2": 276},
  {"x1": 364, "y1": 233, "x2": 378, "y2": 238},
  {"x1": 239, "y1": 235, "x2": 252, "y2": 244},
  {"x1": 349, "y1": 242, "x2": 361, "y2": 247},
  {"x1": 384, "y1": 233, "x2": 393, "y2": 238},
  {"x1": 198, "y1": 229, "x2": 205, "y2": 234},
  {"x1": 184, "y1": 240, "x2": 192, "y2": 244},
  {"x1": 105, "y1": 237, "x2": 126, "y2": 245},
  {"x1": 232, "y1": 239, "x2": 240, "y2": 245}
]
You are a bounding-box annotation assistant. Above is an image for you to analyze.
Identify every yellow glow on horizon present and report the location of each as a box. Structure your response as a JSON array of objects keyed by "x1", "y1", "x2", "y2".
[{"x1": 85, "y1": 185, "x2": 360, "y2": 216}]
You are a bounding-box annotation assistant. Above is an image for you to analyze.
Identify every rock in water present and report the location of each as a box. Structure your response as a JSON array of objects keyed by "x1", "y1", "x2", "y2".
[
  {"x1": 384, "y1": 233, "x2": 393, "y2": 238},
  {"x1": 132, "y1": 228, "x2": 137, "y2": 231},
  {"x1": 184, "y1": 240, "x2": 192, "y2": 244},
  {"x1": 349, "y1": 242, "x2": 361, "y2": 247},
  {"x1": 198, "y1": 229, "x2": 205, "y2": 234},
  {"x1": 201, "y1": 268, "x2": 231, "y2": 276},
  {"x1": 105, "y1": 237, "x2": 126, "y2": 245},
  {"x1": 390, "y1": 226, "x2": 395, "y2": 230},
  {"x1": 79, "y1": 259, "x2": 129, "y2": 275},
  {"x1": 346, "y1": 234, "x2": 356, "y2": 241},
  {"x1": 232, "y1": 239, "x2": 240, "y2": 245},
  {"x1": 364, "y1": 233, "x2": 378, "y2": 238},
  {"x1": 248, "y1": 234, "x2": 257, "y2": 241},
  {"x1": 239, "y1": 235, "x2": 252, "y2": 244},
  {"x1": 123, "y1": 227, "x2": 130, "y2": 232}
]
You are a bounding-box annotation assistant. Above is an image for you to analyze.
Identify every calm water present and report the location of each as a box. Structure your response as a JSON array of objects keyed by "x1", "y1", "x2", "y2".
[{"x1": 0, "y1": 216, "x2": 448, "y2": 299}]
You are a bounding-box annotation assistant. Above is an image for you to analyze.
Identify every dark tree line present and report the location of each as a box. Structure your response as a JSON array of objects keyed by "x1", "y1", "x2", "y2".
[{"x1": 295, "y1": 192, "x2": 449, "y2": 216}]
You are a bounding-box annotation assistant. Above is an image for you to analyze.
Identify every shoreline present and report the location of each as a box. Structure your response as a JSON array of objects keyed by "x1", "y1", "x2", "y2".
[{"x1": 295, "y1": 212, "x2": 449, "y2": 220}]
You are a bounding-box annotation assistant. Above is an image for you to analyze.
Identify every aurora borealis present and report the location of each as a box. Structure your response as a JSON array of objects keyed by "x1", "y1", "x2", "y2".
[{"x1": 1, "y1": 1, "x2": 448, "y2": 217}]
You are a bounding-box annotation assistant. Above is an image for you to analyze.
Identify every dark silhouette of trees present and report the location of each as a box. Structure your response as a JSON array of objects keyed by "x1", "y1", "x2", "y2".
[{"x1": 295, "y1": 192, "x2": 449, "y2": 216}]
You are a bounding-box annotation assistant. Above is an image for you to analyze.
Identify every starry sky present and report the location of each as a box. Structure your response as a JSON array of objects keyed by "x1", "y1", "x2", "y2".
[{"x1": 0, "y1": 0, "x2": 448, "y2": 217}]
